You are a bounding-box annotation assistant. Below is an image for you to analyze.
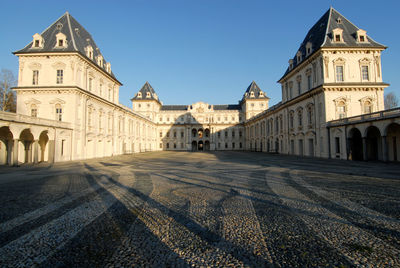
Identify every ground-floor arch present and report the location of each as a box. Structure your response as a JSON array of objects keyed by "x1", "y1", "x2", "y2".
[
  {"x1": 204, "y1": 140, "x2": 210, "y2": 151},
  {"x1": 386, "y1": 123, "x2": 400, "y2": 162},
  {"x1": 39, "y1": 131, "x2": 49, "y2": 162},
  {"x1": 366, "y1": 126, "x2": 382, "y2": 161},
  {"x1": 0, "y1": 126, "x2": 13, "y2": 165},
  {"x1": 192, "y1": 141, "x2": 197, "y2": 151},
  {"x1": 348, "y1": 128, "x2": 363, "y2": 161},
  {"x1": 198, "y1": 140, "x2": 204, "y2": 151}
]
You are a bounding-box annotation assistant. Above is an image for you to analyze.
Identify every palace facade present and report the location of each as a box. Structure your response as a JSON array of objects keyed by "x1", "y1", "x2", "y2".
[{"x1": 0, "y1": 7, "x2": 399, "y2": 165}]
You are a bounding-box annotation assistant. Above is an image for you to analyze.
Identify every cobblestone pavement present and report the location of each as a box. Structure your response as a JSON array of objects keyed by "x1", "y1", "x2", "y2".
[{"x1": 0, "y1": 152, "x2": 399, "y2": 267}]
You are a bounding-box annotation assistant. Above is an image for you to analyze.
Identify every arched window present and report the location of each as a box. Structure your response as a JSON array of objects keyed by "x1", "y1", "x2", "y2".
[{"x1": 55, "y1": 104, "x2": 62, "y2": 121}]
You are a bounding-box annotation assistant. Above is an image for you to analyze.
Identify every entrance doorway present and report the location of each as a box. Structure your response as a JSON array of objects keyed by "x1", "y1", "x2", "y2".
[{"x1": 198, "y1": 140, "x2": 204, "y2": 151}]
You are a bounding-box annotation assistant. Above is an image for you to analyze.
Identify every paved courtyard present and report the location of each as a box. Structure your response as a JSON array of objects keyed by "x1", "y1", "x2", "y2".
[{"x1": 0, "y1": 152, "x2": 399, "y2": 267}]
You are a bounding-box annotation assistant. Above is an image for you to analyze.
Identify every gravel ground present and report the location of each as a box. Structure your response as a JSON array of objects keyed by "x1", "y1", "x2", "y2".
[{"x1": 0, "y1": 151, "x2": 399, "y2": 267}]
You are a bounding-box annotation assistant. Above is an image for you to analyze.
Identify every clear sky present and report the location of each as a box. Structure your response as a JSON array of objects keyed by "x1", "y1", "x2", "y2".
[{"x1": 1, "y1": 0, "x2": 399, "y2": 107}]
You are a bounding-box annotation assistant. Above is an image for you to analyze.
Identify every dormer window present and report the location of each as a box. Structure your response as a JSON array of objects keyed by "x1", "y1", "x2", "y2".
[
  {"x1": 55, "y1": 32, "x2": 67, "y2": 48},
  {"x1": 259, "y1": 92, "x2": 264, "y2": 97},
  {"x1": 137, "y1": 92, "x2": 142, "y2": 98},
  {"x1": 306, "y1": 42, "x2": 312, "y2": 56},
  {"x1": 250, "y1": 92, "x2": 255, "y2": 97},
  {"x1": 357, "y1": 29, "x2": 368, "y2": 43},
  {"x1": 146, "y1": 92, "x2": 151, "y2": 98},
  {"x1": 105, "y1": 62, "x2": 111, "y2": 73},
  {"x1": 32, "y1": 33, "x2": 44, "y2": 48},
  {"x1": 332, "y1": 28, "x2": 344, "y2": 43},
  {"x1": 85, "y1": 45, "x2": 94, "y2": 59},
  {"x1": 289, "y1": 59, "x2": 294, "y2": 70},
  {"x1": 296, "y1": 51, "x2": 302, "y2": 63},
  {"x1": 97, "y1": 55, "x2": 103, "y2": 67}
]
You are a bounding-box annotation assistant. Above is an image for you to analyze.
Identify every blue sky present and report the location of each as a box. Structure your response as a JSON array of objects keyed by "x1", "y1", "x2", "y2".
[{"x1": 1, "y1": 0, "x2": 399, "y2": 107}]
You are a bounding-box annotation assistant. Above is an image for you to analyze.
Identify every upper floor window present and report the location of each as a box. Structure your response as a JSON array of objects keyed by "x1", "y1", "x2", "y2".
[
  {"x1": 336, "y1": 100, "x2": 346, "y2": 119},
  {"x1": 32, "y1": 70, "x2": 39, "y2": 85},
  {"x1": 298, "y1": 110, "x2": 303, "y2": 126},
  {"x1": 364, "y1": 100, "x2": 373, "y2": 114},
  {"x1": 55, "y1": 104, "x2": 62, "y2": 121},
  {"x1": 31, "y1": 104, "x2": 37, "y2": 117},
  {"x1": 336, "y1": 66, "x2": 344, "y2": 82},
  {"x1": 56, "y1": 69, "x2": 63, "y2": 84},
  {"x1": 88, "y1": 78, "x2": 93, "y2": 91},
  {"x1": 146, "y1": 92, "x2": 151, "y2": 98},
  {"x1": 307, "y1": 75, "x2": 312, "y2": 90},
  {"x1": 297, "y1": 81, "x2": 301, "y2": 95},
  {"x1": 296, "y1": 51, "x2": 302, "y2": 63},
  {"x1": 86, "y1": 45, "x2": 94, "y2": 59},
  {"x1": 289, "y1": 112, "x2": 294, "y2": 129},
  {"x1": 361, "y1": 66, "x2": 369, "y2": 81}
]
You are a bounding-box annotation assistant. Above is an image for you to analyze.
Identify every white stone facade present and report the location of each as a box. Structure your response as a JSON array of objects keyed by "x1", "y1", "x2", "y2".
[{"x1": 1, "y1": 7, "x2": 400, "y2": 165}]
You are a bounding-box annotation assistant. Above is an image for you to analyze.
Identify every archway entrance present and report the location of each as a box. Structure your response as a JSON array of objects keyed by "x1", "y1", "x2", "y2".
[
  {"x1": 198, "y1": 140, "x2": 204, "y2": 151},
  {"x1": 191, "y1": 141, "x2": 197, "y2": 151},
  {"x1": 0, "y1": 126, "x2": 13, "y2": 165},
  {"x1": 19, "y1": 129, "x2": 34, "y2": 164},
  {"x1": 366, "y1": 126, "x2": 382, "y2": 160},
  {"x1": 39, "y1": 131, "x2": 49, "y2": 162},
  {"x1": 386, "y1": 123, "x2": 400, "y2": 162},
  {"x1": 204, "y1": 140, "x2": 210, "y2": 151},
  {"x1": 348, "y1": 128, "x2": 363, "y2": 160}
]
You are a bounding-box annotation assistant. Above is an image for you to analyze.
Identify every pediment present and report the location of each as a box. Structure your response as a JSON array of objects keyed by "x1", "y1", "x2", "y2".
[{"x1": 49, "y1": 98, "x2": 66, "y2": 104}]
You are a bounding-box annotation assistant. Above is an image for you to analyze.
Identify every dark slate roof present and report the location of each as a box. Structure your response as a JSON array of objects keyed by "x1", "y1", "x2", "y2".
[
  {"x1": 14, "y1": 12, "x2": 119, "y2": 83},
  {"x1": 131, "y1": 82, "x2": 161, "y2": 102},
  {"x1": 241, "y1": 81, "x2": 268, "y2": 101},
  {"x1": 279, "y1": 7, "x2": 386, "y2": 81},
  {"x1": 213, "y1": 104, "x2": 241, "y2": 110},
  {"x1": 160, "y1": 105, "x2": 188, "y2": 111}
]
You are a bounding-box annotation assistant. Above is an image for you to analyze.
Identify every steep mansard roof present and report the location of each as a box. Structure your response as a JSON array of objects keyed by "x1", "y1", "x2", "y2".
[
  {"x1": 280, "y1": 7, "x2": 386, "y2": 81},
  {"x1": 14, "y1": 12, "x2": 119, "y2": 82},
  {"x1": 241, "y1": 81, "x2": 269, "y2": 102},
  {"x1": 131, "y1": 81, "x2": 161, "y2": 102}
]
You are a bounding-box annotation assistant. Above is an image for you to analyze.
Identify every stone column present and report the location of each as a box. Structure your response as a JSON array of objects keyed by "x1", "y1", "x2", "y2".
[
  {"x1": 382, "y1": 136, "x2": 388, "y2": 162},
  {"x1": 12, "y1": 139, "x2": 19, "y2": 166},
  {"x1": 33, "y1": 140, "x2": 39, "y2": 164},
  {"x1": 362, "y1": 137, "x2": 368, "y2": 161},
  {"x1": 7, "y1": 139, "x2": 13, "y2": 166},
  {"x1": 48, "y1": 140, "x2": 55, "y2": 163}
]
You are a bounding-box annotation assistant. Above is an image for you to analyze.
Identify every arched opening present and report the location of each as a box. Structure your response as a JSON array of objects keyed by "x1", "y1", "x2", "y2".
[
  {"x1": 198, "y1": 129, "x2": 203, "y2": 139},
  {"x1": 19, "y1": 129, "x2": 34, "y2": 163},
  {"x1": 205, "y1": 140, "x2": 210, "y2": 151},
  {"x1": 275, "y1": 138, "x2": 279, "y2": 153},
  {"x1": 191, "y1": 141, "x2": 197, "y2": 151},
  {"x1": 205, "y1": 129, "x2": 210, "y2": 138},
  {"x1": 192, "y1": 129, "x2": 197, "y2": 138},
  {"x1": 198, "y1": 140, "x2": 204, "y2": 151},
  {"x1": 348, "y1": 128, "x2": 363, "y2": 161},
  {"x1": 39, "y1": 131, "x2": 49, "y2": 162},
  {"x1": 386, "y1": 123, "x2": 400, "y2": 162},
  {"x1": 0, "y1": 126, "x2": 13, "y2": 165},
  {"x1": 366, "y1": 126, "x2": 382, "y2": 161}
]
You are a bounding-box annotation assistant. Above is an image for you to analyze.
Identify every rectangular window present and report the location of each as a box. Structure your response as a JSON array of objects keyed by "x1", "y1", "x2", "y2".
[
  {"x1": 56, "y1": 107, "x2": 62, "y2": 121},
  {"x1": 89, "y1": 78, "x2": 92, "y2": 91},
  {"x1": 335, "y1": 34, "x2": 341, "y2": 42},
  {"x1": 232, "y1": 142, "x2": 235, "y2": 149},
  {"x1": 159, "y1": 143, "x2": 162, "y2": 149},
  {"x1": 336, "y1": 66, "x2": 344, "y2": 82},
  {"x1": 181, "y1": 131, "x2": 184, "y2": 138},
  {"x1": 32, "y1": 70, "x2": 39, "y2": 85},
  {"x1": 56, "y1": 69, "x2": 63, "y2": 84},
  {"x1": 31, "y1": 108, "x2": 37, "y2": 117},
  {"x1": 307, "y1": 75, "x2": 312, "y2": 90},
  {"x1": 239, "y1": 142, "x2": 242, "y2": 149},
  {"x1": 34, "y1": 40, "x2": 40, "y2": 47},
  {"x1": 297, "y1": 81, "x2": 301, "y2": 95},
  {"x1": 159, "y1": 131, "x2": 162, "y2": 137},
  {"x1": 61, "y1": 140, "x2": 65, "y2": 155},
  {"x1": 361, "y1": 66, "x2": 369, "y2": 80}
]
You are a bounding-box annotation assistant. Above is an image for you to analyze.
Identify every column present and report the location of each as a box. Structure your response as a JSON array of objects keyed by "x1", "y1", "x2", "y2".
[
  {"x1": 33, "y1": 140, "x2": 39, "y2": 164},
  {"x1": 382, "y1": 136, "x2": 388, "y2": 162},
  {"x1": 48, "y1": 140, "x2": 55, "y2": 163},
  {"x1": 7, "y1": 140, "x2": 13, "y2": 166},
  {"x1": 12, "y1": 139, "x2": 19, "y2": 166},
  {"x1": 362, "y1": 137, "x2": 368, "y2": 161}
]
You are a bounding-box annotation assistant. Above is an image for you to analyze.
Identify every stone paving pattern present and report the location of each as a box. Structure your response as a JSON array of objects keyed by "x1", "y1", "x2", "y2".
[{"x1": 0, "y1": 151, "x2": 399, "y2": 267}]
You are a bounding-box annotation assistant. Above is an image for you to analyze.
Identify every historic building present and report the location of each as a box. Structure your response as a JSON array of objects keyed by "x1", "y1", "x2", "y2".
[{"x1": 0, "y1": 7, "x2": 399, "y2": 165}]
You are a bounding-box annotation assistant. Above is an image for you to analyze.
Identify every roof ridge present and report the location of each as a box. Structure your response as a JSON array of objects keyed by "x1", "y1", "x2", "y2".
[
  {"x1": 66, "y1": 12, "x2": 78, "y2": 50},
  {"x1": 321, "y1": 7, "x2": 333, "y2": 47}
]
